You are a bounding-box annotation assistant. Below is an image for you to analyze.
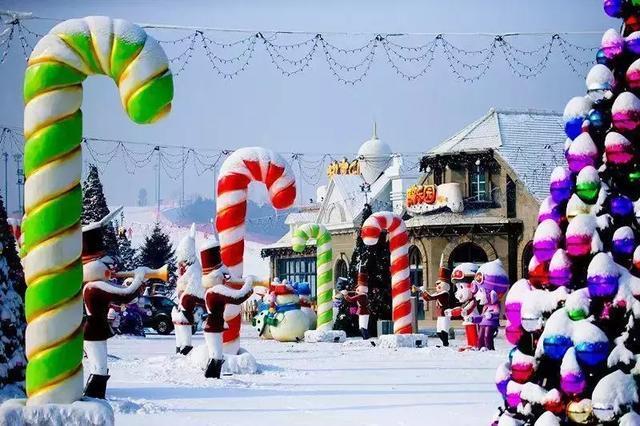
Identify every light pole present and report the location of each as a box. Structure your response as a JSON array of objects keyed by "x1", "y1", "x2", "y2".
[
  {"x1": 154, "y1": 146, "x2": 160, "y2": 215},
  {"x1": 3, "y1": 151, "x2": 7, "y2": 208},
  {"x1": 13, "y1": 153, "x2": 23, "y2": 215},
  {"x1": 360, "y1": 181, "x2": 371, "y2": 206}
]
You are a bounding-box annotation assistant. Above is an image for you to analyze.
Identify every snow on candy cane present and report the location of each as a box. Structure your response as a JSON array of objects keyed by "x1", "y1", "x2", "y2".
[
  {"x1": 21, "y1": 16, "x2": 173, "y2": 405},
  {"x1": 292, "y1": 223, "x2": 333, "y2": 331},
  {"x1": 216, "y1": 147, "x2": 296, "y2": 352},
  {"x1": 361, "y1": 211, "x2": 413, "y2": 334}
]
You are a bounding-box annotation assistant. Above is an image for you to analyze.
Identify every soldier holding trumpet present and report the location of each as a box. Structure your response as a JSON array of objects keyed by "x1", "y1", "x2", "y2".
[{"x1": 81, "y1": 208, "x2": 168, "y2": 398}]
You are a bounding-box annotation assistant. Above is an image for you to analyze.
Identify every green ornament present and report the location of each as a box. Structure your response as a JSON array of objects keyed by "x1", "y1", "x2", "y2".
[
  {"x1": 629, "y1": 169, "x2": 640, "y2": 185},
  {"x1": 567, "y1": 308, "x2": 588, "y2": 321},
  {"x1": 575, "y1": 181, "x2": 600, "y2": 204}
]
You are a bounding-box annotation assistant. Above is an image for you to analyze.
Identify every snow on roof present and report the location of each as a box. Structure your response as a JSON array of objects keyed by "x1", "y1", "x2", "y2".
[
  {"x1": 429, "y1": 109, "x2": 567, "y2": 201},
  {"x1": 405, "y1": 210, "x2": 513, "y2": 228},
  {"x1": 284, "y1": 209, "x2": 319, "y2": 225}
]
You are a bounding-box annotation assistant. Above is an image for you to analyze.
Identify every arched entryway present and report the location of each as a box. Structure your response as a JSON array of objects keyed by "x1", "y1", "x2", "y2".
[
  {"x1": 448, "y1": 242, "x2": 489, "y2": 269},
  {"x1": 334, "y1": 258, "x2": 348, "y2": 281},
  {"x1": 521, "y1": 241, "x2": 533, "y2": 279},
  {"x1": 408, "y1": 245, "x2": 424, "y2": 287}
]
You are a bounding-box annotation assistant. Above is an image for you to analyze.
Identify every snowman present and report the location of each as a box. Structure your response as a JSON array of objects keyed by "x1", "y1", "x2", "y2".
[{"x1": 268, "y1": 279, "x2": 310, "y2": 342}]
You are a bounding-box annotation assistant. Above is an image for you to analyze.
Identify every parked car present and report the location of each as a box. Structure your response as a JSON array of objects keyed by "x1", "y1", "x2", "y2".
[{"x1": 138, "y1": 295, "x2": 203, "y2": 335}]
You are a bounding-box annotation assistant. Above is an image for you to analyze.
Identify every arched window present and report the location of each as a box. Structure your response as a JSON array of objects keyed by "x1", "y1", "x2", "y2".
[
  {"x1": 408, "y1": 246, "x2": 423, "y2": 287},
  {"x1": 334, "y1": 259, "x2": 348, "y2": 281},
  {"x1": 522, "y1": 241, "x2": 534, "y2": 279},
  {"x1": 448, "y1": 242, "x2": 488, "y2": 269}
]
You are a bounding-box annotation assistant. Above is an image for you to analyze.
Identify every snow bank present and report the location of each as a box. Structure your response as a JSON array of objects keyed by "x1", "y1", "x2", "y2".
[
  {"x1": 378, "y1": 333, "x2": 427, "y2": 348},
  {"x1": 0, "y1": 398, "x2": 114, "y2": 426},
  {"x1": 188, "y1": 344, "x2": 258, "y2": 375},
  {"x1": 304, "y1": 330, "x2": 347, "y2": 343},
  {"x1": 533, "y1": 411, "x2": 560, "y2": 426}
]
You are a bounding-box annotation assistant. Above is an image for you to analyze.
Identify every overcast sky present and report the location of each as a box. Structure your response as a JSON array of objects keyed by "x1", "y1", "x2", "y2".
[{"x1": 0, "y1": 0, "x2": 612, "y2": 214}]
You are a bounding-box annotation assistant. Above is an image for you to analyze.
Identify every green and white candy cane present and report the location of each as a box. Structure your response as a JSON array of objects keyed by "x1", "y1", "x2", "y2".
[
  {"x1": 22, "y1": 16, "x2": 173, "y2": 405},
  {"x1": 291, "y1": 223, "x2": 334, "y2": 331}
]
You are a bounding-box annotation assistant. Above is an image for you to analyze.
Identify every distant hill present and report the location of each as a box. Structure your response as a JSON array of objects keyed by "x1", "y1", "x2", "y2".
[{"x1": 162, "y1": 197, "x2": 290, "y2": 244}]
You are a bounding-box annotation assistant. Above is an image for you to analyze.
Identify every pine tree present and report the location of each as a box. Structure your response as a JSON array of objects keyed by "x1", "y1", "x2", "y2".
[
  {"x1": 136, "y1": 223, "x2": 176, "y2": 283},
  {"x1": 116, "y1": 229, "x2": 137, "y2": 271},
  {"x1": 495, "y1": 4, "x2": 640, "y2": 424},
  {"x1": 0, "y1": 196, "x2": 26, "y2": 390},
  {"x1": 82, "y1": 164, "x2": 119, "y2": 261}
]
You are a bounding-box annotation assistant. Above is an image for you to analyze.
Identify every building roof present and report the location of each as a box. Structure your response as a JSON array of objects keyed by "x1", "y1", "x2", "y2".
[{"x1": 429, "y1": 109, "x2": 566, "y2": 201}]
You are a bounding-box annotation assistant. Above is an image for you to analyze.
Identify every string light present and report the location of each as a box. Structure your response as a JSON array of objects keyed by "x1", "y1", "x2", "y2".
[{"x1": 0, "y1": 15, "x2": 600, "y2": 83}]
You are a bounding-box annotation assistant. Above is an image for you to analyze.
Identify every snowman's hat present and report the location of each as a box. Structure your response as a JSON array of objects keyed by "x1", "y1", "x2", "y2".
[
  {"x1": 200, "y1": 236, "x2": 222, "y2": 274},
  {"x1": 435, "y1": 254, "x2": 450, "y2": 284},
  {"x1": 81, "y1": 206, "x2": 122, "y2": 263}
]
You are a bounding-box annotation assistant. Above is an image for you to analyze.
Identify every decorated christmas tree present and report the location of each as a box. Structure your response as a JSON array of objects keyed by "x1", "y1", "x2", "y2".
[
  {"x1": 116, "y1": 228, "x2": 138, "y2": 272},
  {"x1": 82, "y1": 164, "x2": 119, "y2": 261},
  {"x1": 495, "y1": 2, "x2": 640, "y2": 424},
  {"x1": 136, "y1": 223, "x2": 176, "y2": 282},
  {"x1": 0, "y1": 197, "x2": 26, "y2": 392}
]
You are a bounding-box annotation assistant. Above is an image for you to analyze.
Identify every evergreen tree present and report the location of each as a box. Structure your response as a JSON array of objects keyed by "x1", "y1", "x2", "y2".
[
  {"x1": 496, "y1": 4, "x2": 640, "y2": 424},
  {"x1": 82, "y1": 164, "x2": 119, "y2": 261},
  {"x1": 0, "y1": 196, "x2": 26, "y2": 389},
  {"x1": 116, "y1": 229, "x2": 137, "y2": 271},
  {"x1": 136, "y1": 223, "x2": 176, "y2": 283}
]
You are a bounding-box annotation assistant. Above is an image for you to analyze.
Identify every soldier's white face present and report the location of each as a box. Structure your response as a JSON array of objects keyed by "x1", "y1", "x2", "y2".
[{"x1": 83, "y1": 260, "x2": 110, "y2": 282}]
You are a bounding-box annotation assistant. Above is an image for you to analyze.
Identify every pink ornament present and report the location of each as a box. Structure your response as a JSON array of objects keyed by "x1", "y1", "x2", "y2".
[
  {"x1": 602, "y1": 29, "x2": 625, "y2": 60},
  {"x1": 506, "y1": 381, "x2": 522, "y2": 409},
  {"x1": 505, "y1": 324, "x2": 523, "y2": 345},
  {"x1": 627, "y1": 58, "x2": 640, "y2": 90},
  {"x1": 612, "y1": 92, "x2": 640, "y2": 133},
  {"x1": 605, "y1": 132, "x2": 635, "y2": 166},
  {"x1": 566, "y1": 215, "x2": 595, "y2": 257}
]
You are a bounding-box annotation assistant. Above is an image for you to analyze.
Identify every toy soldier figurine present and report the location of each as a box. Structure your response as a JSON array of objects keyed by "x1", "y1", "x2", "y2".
[
  {"x1": 82, "y1": 207, "x2": 150, "y2": 398},
  {"x1": 201, "y1": 238, "x2": 254, "y2": 379},
  {"x1": 172, "y1": 224, "x2": 205, "y2": 355},
  {"x1": 414, "y1": 255, "x2": 451, "y2": 347},
  {"x1": 342, "y1": 262, "x2": 370, "y2": 340}
]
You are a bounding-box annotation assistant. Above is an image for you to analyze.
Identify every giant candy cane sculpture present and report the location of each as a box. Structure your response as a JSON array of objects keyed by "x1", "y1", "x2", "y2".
[
  {"x1": 216, "y1": 147, "x2": 296, "y2": 353},
  {"x1": 361, "y1": 211, "x2": 413, "y2": 334},
  {"x1": 292, "y1": 223, "x2": 333, "y2": 331},
  {"x1": 21, "y1": 17, "x2": 173, "y2": 405}
]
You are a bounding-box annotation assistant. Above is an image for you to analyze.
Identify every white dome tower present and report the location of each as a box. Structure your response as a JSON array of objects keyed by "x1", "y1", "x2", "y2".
[{"x1": 357, "y1": 122, "x2": 392, "y2": 184}]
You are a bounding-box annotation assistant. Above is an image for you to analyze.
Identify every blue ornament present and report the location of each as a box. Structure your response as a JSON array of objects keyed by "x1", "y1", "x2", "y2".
[
  {"x1": 588, "y1": 109, "x2": 611, "y2": 132},
  {"x1": 575, "y1": 341, "x2": 609, "y2": 366},
  {"x1": 596, "y1": 48, "x2": 610, "y2": 66},
  {"x1": 610, "y1": 195, "x2": 634, "y2": 220},
  {"x1": 565, "y1": 118, "x2": 585, "y2": 140},
  {"x1": 604, "y1": 0, "x2": 624, "y2": 18},
  {"x1": 543, "y1": 335, "x2": 573, "y2": 360},
  {"x1": 294, "y1": 282, "x2": 311, "y2": 296}
]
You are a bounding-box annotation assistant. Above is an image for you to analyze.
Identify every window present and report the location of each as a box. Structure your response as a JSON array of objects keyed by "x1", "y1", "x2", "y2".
[
  {"x1": 276, "y1": 257, "x2": 317, "y2": 297},
  {"x1": 334, "y1": 259, "x2": 348, "y2": 281},
  {"x1": 433, "y1": 167, "x2": 443, "y2": 185},
  {"x1": 469, "y1": 166, "x2": 489, "y2": 201},
  {"x1": 449, "y1": 242, "x2": 488, "y2": 269},
  {"x1": 408, "y1": 246, "x2": 423, "y2": 287},
  {"x1": 522, "y1": 241, "x2": 534, "y2": 279},
  {"x1": 506, "y1": 175, "x2": 517, "y2": 218}
]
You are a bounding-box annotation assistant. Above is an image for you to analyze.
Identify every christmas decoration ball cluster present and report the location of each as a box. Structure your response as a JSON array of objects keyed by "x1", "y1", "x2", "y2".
[{"x1": 495, "y1": 2, "x2": 640, "y2": 424}]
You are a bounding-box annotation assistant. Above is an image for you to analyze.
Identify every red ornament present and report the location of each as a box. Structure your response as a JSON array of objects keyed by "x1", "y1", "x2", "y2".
[
  {"x1": 528, "y1": 256, "x2": 549, "y2": 289},
  {"x1": 544, "y1": 398, "x2": 565, "y2": 415},
  {"x1": 626, "y1": 15, "x2": 640, "y2": 34}
]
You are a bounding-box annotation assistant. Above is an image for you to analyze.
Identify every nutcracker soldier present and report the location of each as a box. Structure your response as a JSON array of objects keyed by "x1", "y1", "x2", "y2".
[
  {"x1": 414, "y1": 255, "x2": 451, "y2": 347},
  {"x1": 201, "y1": 238, "x2": 254, "y2": 379},
  {"x1": 342, "y1": 262, "x2": 370, "y2": 340}
]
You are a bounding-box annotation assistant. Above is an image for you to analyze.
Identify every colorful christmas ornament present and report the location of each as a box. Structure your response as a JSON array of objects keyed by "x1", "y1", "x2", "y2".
[
  {"x1": 528, "y1": 256, "x2": 548, "y2": 289},
  {"x1": 543, "y1": 334, "x2": 574, "y2": 360},
  {"x1": 510, "y1": 350, "x2": 536, "y2": 384},
  {"x1": 612, "y1": 92, "x2": 640, "y2": 133},
  {"x1": 566, "y1": 133, "x2": 599, "y2": 173},
  {"x1": 566, "y1": 214, "x2": 596, "y2": 257},
  {"x1": 566, "y1": 399, "x2": 594, "y2": 424},
  {"x1": 625, "y1": 14, "x2": 640, "y2": 34},
  {"x1": 626, "y1": 31, "x2": 640, "y2": 55},
  {"x1": 539, "y1": 309, "x2": 574, "y2": 360},
  {"x1": 566, "y1": 194, "x2": 592, "y2": 221},
  {"x1": 587, "y1": 252, "x2": 620, "y2": 298},
  {"x1": 533, "y1": 220, "x2": 563, "y2": 262},
  {"x1": 573, "y1": 321, "x2": 609, "y2": 366},
  {"x1": 603, "y1": 0, "x2": 624, "y2": 18},
  {"x1": 505, "y1": 279, "x2": 530, "y2": 327},
  {"x1": 626, "y1": 57, "x2": 640, "y2": 90},
  {"x1": 587, "y1": 108, "x2": 611, "y2": 133},
  {"x1": 586, "y1": 64, "x2": 615, "y2": 103},
  {"x1": 549, "y1": 166, "x2": 574, "y2": 203},
  {"x1": 612, "y1": 226, "x2": 635, "y2": 257},
  {"x1": 495, "y1": 362, "x2": 510, "y2": 397},
  {"x1": 602, "y1": 28, "x2": 625, "y2": 60},
  {"x1": 560, "y1": 348, "x2": 587, "y2": 396},
  {"x1": 505, "y1": 324, "x2": 523, "y2": 346},
  {"x1": 610, "y1": 194, "x2": 634, "y2": 220},
  {"x1": 592, "y1": 370, "x2": 637, "y2": 423},
  {"x1": 505, "y1": 381, "x2": 522, "y2": 409},
  {"x1": 563, "y1": 97, "x2": 593, "y2": 140},
  {"x1": 576, "y1": 166, "x2": 601, "y2": 203},
  {"x1": 542, "y1": 390, "x2": 565, "y2": 416},
  {"x1": 605, "y1": 132, "x2": 635, "y2": 166},
  {"x1": 548, "y1": 249, "x2": 572, "y2": 288},
  {"x1": 538, "y1": 196, "x2": 565, "y2": 225},
  {"x1": 565, "y1": 288, "x2": 591, "y2": 321},
  {"x1": 596, "y1": 48, "x2": 610, "y2": 66}
]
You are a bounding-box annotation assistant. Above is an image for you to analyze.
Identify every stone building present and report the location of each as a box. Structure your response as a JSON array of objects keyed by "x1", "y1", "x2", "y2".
[{"x1": 261, "y1": 109, "x2": 566, "y2": 319}]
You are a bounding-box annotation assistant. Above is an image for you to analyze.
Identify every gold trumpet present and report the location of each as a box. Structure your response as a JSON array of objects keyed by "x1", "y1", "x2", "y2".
[{"x1": 114, "y1": 264, "x2": 169, "y2": 282}]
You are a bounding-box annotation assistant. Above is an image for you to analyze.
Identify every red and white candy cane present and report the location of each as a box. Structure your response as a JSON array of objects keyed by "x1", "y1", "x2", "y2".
[
  {"x1": 216, "y1": 147, "x2": 296, "y2": 352},
  {"x1": 361, "y1": 211, "x2": 413, "y2": 334}
]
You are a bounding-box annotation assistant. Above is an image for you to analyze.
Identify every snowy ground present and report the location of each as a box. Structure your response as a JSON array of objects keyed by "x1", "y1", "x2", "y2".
[{"x1": 105, "y1": 326, "x2": 506, "y2": 425}]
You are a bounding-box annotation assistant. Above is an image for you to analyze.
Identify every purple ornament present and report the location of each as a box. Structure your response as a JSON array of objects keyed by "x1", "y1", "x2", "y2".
[
  {"x1": 587, "y1": 253, "x2": 620, "y2": 298},
  {"x1": 533, "y1": 220, "x2": 562, "y2": 262},
  {"x1": 604, "y1": 0, "x2": 625, "y2": 18},
  {"x1": 561, "y1": 371, "x2": 587, "y2": 396},
  {"x1": 612, "y1": 226, "x2": 635, "y2": 257},
  {"x1": 549, "y1": 167, "x2": 574, "y2": 203},
  {"x1": 601, "y1": 29, "x2": 625, "y2": 60},
  {"x1": 549, "y1": 249, "x2": 572, "y2": 287},
  {"x1": 538, "y1": 196, "x2": 565, "y2": 225},
  {"x1": 566, "y1": 133, "x2": 599, "y2": 173},
  {"x1": 610, "y1": 194, "x2": 634, "y2": 220},
  {"x1": 626, "y1": 32, "x2": 640, "y2": 55}
]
